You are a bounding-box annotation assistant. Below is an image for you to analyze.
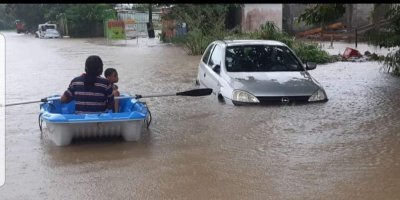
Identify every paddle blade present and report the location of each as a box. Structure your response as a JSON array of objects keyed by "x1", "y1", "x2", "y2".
[{"x1": 176, "y1": 88, "x2": 213, "y2": 97}]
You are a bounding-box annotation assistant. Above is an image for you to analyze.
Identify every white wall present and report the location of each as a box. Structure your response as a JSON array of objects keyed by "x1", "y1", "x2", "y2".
[{"x1": 242, "y1": 4, "x2": 283, "y2": 32}]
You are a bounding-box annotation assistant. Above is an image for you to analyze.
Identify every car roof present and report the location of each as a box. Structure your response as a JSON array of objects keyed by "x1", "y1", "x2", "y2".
[{"x1": 217, "y1": 40, "x2": 287, "y2": 47}]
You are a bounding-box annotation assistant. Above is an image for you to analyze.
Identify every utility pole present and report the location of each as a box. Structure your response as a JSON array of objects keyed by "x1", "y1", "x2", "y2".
[
  {"x1": 355, "y1": 5, "x2": 358, "y2": 48},
  {"x1": 147, "y1": 4, "x2": 155, "y2": 38},
  {"x1": 64, "y1": 13, "x2": 70, "y2": 38}
]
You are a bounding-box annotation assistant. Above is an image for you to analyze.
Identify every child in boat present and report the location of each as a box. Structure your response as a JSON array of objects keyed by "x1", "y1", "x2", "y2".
[{"x1": 104, "y1": 68, "x2": 120, "y2": 112}]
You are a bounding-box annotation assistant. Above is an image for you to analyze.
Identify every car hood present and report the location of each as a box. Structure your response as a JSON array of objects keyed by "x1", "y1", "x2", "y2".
[{"x1": 226, "y1": 71, "x2": 321, "y2": 97}]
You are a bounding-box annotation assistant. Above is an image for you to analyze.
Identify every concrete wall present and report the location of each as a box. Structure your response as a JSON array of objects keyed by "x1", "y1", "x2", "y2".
[
  {"x1": 283, "y1": 4, "x2": 377, "y2": 34},
  {"x1": 242, "y1": 4, "x2": 282, "y2": 32},
  {"x1": 282, "y1": 4, "x2": 310, "y2": 34},
  {"x1": 345, "y1": 4, "x2": 374, "y2": 29}
]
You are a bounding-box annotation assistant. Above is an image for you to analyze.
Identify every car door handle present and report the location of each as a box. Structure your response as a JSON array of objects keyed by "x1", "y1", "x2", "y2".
[{"x1": 204, "y1": 73, "x2": 206, "y2": 77}]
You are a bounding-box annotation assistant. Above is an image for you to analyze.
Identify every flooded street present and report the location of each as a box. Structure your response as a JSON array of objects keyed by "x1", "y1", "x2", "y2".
[{"x1": 1, "y1": 31, "x2": 400, "y2": 199}]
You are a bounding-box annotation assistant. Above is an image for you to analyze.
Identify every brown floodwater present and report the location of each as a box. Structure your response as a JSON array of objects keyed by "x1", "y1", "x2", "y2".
[{"x1": 1, "y1": 31, "x2": 400, "y2": 200}]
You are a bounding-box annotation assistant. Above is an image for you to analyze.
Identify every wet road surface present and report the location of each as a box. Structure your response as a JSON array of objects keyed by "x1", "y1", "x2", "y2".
[{"x1": 1, "y1": 31, "x2": 400, "y2": 199}]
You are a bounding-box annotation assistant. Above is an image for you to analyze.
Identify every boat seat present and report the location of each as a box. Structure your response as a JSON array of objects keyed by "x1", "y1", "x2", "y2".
[
  {"x1": 118, "y1": 98, "x2": 134, "y2": 113},
  {"x1": 53, "y1": 97, "x2": 136, "y2": 114},
  {"x1": 61, "y1": 100, "x2": 76, "y2": 114}
]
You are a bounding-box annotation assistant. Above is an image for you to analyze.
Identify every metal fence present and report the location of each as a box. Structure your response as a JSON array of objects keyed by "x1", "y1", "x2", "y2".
[{"x1": 117, "y1": 11, "x2": 161, "y2": 38}]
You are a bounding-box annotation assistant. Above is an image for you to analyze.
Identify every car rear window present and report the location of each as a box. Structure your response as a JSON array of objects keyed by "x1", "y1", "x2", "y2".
[
  {"x1": 202, "y1": 44, "x2": 214, "y2": 64},
  {"x1": 225, "y1": 45, "x2": 303, "y2": 72}
]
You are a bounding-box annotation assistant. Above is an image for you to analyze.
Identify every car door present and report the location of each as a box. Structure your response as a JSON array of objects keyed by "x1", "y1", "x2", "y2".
[
  {"x1": 198, "y1": 43, "x2": 215, "y2": 88},
  {"x1": 203, "y1": 44, "x2": 223, "y2": 95}
]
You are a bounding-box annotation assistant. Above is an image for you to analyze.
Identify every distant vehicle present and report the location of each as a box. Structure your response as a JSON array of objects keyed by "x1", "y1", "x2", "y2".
[
  {"x1": 35, "y1": 23, "x2": 60, "y2": 39},
  {"x1": 15, "y1": 20, "x2": 26, "y2": 34},
  {"x1": 195, "y1": 40, "x2": 328, "y2": 105}
]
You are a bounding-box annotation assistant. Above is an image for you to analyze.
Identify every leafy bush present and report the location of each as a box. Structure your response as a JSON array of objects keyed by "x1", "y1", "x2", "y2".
[
  {"x1": 364, "y1": 5, "x2": 400, "y2": 75},
  {"x1": 66, "y1": 4, "x2": 113, "y2": 37},
  {"x1": 259, "y1": 22, "x2": 294, "y2": 48},
  {"x1": 163, "y1": 4, "x2": 237, "y2": 55},
  {"x1": 167, "y1": 16, "x2": 333, "y2": 64},
  {"x1": 381, "y1": 50, "x2": 400, "y2": 75},
  {"x1": 226, "y1": 22, "x2": 332, "y2": 64},
  {"x1": 297, "y1": 4, "x2": 345, "y2": 33},
  {"x1": 171, "y1": 28, "x2": 216, "y2": 55},
  {"x1": 292, "y1": 41, "x2": 333, "y2": 64}
]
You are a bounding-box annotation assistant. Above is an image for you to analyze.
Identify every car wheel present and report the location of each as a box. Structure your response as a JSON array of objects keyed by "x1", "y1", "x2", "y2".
[
  {"x1": 218, "y1": 94, "x2": 241, "y2": 106},
  {"x1": 217, "y1": 93, "x2": 225, "y2": 103}
]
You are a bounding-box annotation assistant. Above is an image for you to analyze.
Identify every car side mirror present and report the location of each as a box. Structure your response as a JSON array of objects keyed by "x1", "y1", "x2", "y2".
[
  {"x1": 212, "y1": 64, "x2": 221, "y2": 74},
  {"x1": 306, "y1": 62, "x2": 317, "y2": 70}
]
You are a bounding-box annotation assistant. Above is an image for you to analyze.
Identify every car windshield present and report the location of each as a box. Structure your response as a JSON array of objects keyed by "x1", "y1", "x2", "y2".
[
  {"x1": 225, "y1": 45, "x2": 304, "y2": 72},
  {"x1": 45, "y1": 29, "x2": 57, "y2": 34}
]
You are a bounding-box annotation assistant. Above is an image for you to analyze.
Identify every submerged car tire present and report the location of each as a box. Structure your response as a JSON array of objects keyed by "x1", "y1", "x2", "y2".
[
  {"x1": 217, "y1": 93, "x2": 225, "y2": 103},
  {"x1": 217, "y1": 95, "x2": 239, "y2": 106},
  {"x1": 230, "y1": 99, "x2": 241, "y2": 106}
]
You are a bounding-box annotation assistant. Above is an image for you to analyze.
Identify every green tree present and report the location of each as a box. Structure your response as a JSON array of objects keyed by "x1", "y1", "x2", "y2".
[
  {"x1": 5, "y1": 4, "x2": 48, "y2": 31},
  {"x1": 297, "y1": 4, "x2": 345, "y2": 37},
  {"x1": 6, "y1": 4, "x2": 113, "y2": 37},
  {"x1": 367, "y1": 4, "x2": 400, "y2": 48},
  {"x1": 65, "y1": 4, "x2": 113, "y2": 37},
  {"x1": 43, "y1": 4, "x2": 69, "y2": 23},
  {"x1": 366, "y1": 4, "x2": 400, "y2": 75},
  {"x1": 5, "y1": 4, "x2": 71, "y2": 32},
  {"x1": 0, "y1": 4, "x2": 15, "y2": 30}
]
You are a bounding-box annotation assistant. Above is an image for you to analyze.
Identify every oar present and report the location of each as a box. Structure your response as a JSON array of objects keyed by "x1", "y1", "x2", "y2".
[
  {"x1": 4, "y1": 88, "x2": 213, "y2": 107},
  {"x1": 135, "y1": 88, "x2": 213, "y2": 99},
  {"x1": 5, "y1": 97, "x2": 57, "y2": 107}
]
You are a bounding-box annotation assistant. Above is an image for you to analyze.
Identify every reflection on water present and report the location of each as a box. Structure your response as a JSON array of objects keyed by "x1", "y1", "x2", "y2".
[{"x1": 2, "y1": 31, "x2": 400, "y2": 199}]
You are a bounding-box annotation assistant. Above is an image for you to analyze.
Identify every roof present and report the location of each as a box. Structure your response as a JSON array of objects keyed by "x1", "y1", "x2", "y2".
[{"x1": 219, "y1": 40, "x2": 287, "y2": 47}]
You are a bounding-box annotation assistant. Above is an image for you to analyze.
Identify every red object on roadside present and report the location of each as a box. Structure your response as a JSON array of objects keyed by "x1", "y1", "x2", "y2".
[
  {"x1": 15, "y1": 20, "x2": 25, "y2": 34},
  {"x1": 342, "y1": 47, "x2": 362, "y2": 59}
]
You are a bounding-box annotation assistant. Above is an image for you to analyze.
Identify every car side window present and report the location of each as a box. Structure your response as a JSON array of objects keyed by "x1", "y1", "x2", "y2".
[
  {"x1": 202, "y1": 44, "x2": 215, "y2": 64},
  {"x1": 208, "y1": 45, "x2": 222, "y2": 67}
]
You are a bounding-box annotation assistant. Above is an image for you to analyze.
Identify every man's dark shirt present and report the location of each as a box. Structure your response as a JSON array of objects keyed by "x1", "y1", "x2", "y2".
[{"x1": 63, "y1": 75, "x2": 114, "y2": 113}]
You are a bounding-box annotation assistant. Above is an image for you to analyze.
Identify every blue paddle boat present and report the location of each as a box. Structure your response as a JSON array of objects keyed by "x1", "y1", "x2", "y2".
[
  {"x1": 39, "y1": 94, "x2": 151, "y2": 146},
  {"x1": 4, "y1": 88, "x2": 211, "y2": 146}
]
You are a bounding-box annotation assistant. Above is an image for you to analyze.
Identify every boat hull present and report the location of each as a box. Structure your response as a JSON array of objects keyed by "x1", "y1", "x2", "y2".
[
  {"x1": 40, "y1": 94, "x2": 149, "y2": 146},
  {"x1": 46, "y1": 120, "x2": 144, "y2": 146}
]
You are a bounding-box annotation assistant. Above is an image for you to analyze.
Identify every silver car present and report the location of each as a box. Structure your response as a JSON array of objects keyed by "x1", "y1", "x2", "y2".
[
  {"x1": 195, "y1": 40, "x2": 328, "y2": 105},
  {"x1": 36, "y1": 29, "x2": 60, "y2": 39}
]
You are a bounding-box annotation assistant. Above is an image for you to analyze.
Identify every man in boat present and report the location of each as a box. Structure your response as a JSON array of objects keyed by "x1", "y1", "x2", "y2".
[
  {"x1": 60, "y1": 55, "x2": 115, "y2": 113},
  {"x1": 104, "y1": 68, "x2": 120, "y2": 112}
]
